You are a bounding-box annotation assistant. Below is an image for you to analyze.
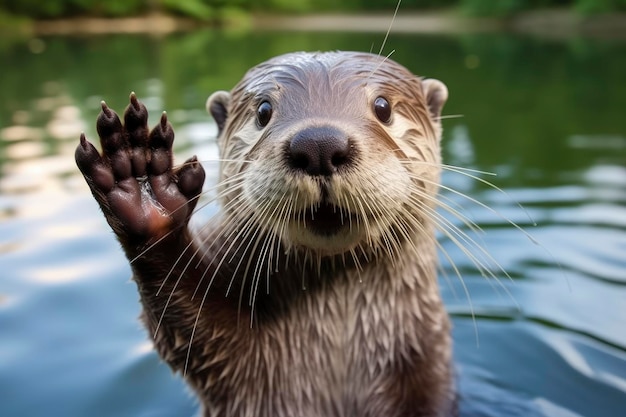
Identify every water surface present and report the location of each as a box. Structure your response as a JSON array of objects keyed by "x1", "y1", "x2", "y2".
[{"x1": 1, "y1": 29, "x2": 625, "y2": 417}]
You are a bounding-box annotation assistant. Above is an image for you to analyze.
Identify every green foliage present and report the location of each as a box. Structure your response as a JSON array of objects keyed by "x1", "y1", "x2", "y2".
[
  {"x1": 357, "y1": 0, "x2": 457, "y2": 10},
  {"x1": 161, "y1": 0, "x2": 214, "y2": 20},
  {"x1": 0, "y1": 0, "x2": 63, "y2": 18},
  {"x1": 255, "y1": 0, "x2": 457, "y2": 13},
  {"x1": 575, "y1": 0, "x2": 618, "y2": 14},
  {"x1": 460, "y1": 0, "x2": 526, "y2": 16},
  {"x1": 95, "y1": 0, "x2": 146, "y2": 17},
  {"x1": 0, "y1": 0, "x2": 624, "y2": 20},
  {"x1": 0, "y1": 0, "x2": 147, "y2": 18},
  {"x1": 262, "y1": 0, "x2": 312, "y2": 13}
]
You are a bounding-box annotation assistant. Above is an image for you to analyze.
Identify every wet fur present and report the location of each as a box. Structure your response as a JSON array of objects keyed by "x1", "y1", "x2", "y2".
[{"x1": 76, "y1": 51, "x2": 456, "y2": 416}]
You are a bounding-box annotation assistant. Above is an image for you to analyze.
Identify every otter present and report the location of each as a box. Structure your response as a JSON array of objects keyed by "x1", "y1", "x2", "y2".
[{"x1": 75, "y1": 51, "x2": 454, "y2": 417}]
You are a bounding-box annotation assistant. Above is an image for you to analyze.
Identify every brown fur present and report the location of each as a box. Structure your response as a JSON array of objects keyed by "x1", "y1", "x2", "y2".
[{"x1": 76, "y1": 51, "x2": 455, "y2": 417}]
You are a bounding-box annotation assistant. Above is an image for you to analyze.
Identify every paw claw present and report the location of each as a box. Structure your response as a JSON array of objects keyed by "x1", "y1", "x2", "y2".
[
  {"x1": 96, "y1": 105, "x2": 124, "y2": 150},
  {"x1": 177, "y1": 155, "x2": 205, "y2": 203},
  {"x1": 149, "y1": 113, "x2": 174, "y2": 151},
  {"x1": 100, "y1": 101, "x2": 115, "y2": 120},
  {"x1": 127, "y1": 93, "x2": 141, "y2": 112},
  {"x1": 124, "y1": 93, "x2": 149, "y2": 136},
  {"x1": 75, "y1": 133, "x2": 100, "y2": 170},
  {"x1": 129, "y1": 91, "x2": 140, "y2": 109}
]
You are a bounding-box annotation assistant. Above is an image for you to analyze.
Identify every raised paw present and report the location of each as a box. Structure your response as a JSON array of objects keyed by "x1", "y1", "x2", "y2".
[{"x1": 76, "y1": 93, "x2": 205, "y2": 247}]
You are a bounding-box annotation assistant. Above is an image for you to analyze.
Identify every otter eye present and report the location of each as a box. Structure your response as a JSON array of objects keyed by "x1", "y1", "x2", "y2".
[
  {"x1": 373, "y1": 96, "x2": 391, "y2": 124},
  {"x1": 257, "y1": 101, "x2": 273, "y2": 127}
]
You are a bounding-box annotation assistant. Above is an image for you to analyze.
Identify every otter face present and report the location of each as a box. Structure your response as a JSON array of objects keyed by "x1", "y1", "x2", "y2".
[{"x1": 207, "y1": 52, "x2": 447, "y2": 259}]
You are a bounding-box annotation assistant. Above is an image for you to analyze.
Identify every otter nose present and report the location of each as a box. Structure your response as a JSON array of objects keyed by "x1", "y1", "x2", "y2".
[{"x1": 289, "y1": 126, "x2": 351, "y2": 176}]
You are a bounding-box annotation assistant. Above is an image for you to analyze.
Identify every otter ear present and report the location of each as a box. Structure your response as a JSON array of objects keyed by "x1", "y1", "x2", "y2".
[
  {"x1": 206, "y1": 91, "x2": 231, "y2": 136},
  {"x1": 421, "y1": 78, "x2": 448, "y2": 122}
]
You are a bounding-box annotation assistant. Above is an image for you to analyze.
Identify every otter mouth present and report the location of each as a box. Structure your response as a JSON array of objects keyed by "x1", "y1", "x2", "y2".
[{"x1": 302, "y1": 202, "x2": 350, "y2": 236}]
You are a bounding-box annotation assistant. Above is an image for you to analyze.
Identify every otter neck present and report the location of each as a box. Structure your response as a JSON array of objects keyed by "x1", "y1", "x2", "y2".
[{"x1": 251, "y1": 231, "x2": 440, "y2": 325}]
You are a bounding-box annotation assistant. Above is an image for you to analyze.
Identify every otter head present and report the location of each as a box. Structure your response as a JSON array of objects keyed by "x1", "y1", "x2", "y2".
[{"x1": 206, "y1": 51, "x2": 447, "y2": 260}]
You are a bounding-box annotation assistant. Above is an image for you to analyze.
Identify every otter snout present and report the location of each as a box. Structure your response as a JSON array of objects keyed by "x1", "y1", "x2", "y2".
[{"x1": 288, "y1": 126, "x2": 352, "y2": 176}]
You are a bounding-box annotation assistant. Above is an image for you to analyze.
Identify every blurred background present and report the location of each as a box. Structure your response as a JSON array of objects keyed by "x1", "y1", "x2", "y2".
[{"x1": 1, "y1": 1, "x2": 625, "y2": 417}]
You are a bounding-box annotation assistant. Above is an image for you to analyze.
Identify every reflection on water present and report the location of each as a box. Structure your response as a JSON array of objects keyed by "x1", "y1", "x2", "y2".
[{"x1": 0, "y1": 30, "x2": 624, "y2": 417}]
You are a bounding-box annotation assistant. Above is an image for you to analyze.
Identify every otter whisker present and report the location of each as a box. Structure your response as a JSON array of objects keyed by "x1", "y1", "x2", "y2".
[
  {"x1": 195, "y1": 158, "x2": 254, "y2": 164},
  {"x1": 159, "y1": 198, "x2": 253, "y2": 340},
  {"x1": 420, "y1": 215, "x2": 480, "y2": 342},
  {"x1": 393, "y1": 202, "x2": 480, "y2": 337},
  {"x1": 262, "y1": 198, "x2": 286, "y2": 279},
  {"x1": 249, "y1": 228, "x2": 276, "y2": 324},
  {"x1": 407, "y1": 159, "x2": 538, "y2": 228},
  {"x1": 349, "y1": 192, "x2": 374, "y2": 247},
  {"x1": 404, "y1": 176, "x2": 509, "y2": 274},
  {"x1": 403, "y1": 176, "x2": 523, "y2": 317},
  {"x1": 367, "y1": 193, "x2": 402, "y2": 264},
  {"x1": 220, "y1": 189, "x2": 286, "y2": 309},
  {"x1": 184, "y1": 202, "x2": 269, "y2": 373},
  {"x1": 434, "y1": 114, "x2": 465, "y2": 121},
  {"x1": 189, "y1": 195, "x2": 253, "y2": 299},
  {"x1": 187, "y1": 194, "x2": 254, "y2": 290},
  {"x1": 377, "y1": 0, "x2": 402, "y2": 57},
  {"x1": 419, "y1": 194, "x2": 517, "y2": 293},
  {"x1": 276, "y1": 194, "x2": 296, "y2": 269},
  {"x1": 220, "y1": 205, "x2": 266, "y2": 293},
  {"x1": 439, "y1": 163, "x2": 497, "y2": 176},
  {"x1": 387, "y1": 210, "x2": 424, "y2": 265},
  {"x1": 165, "y1": 175, "x2": 247, "y2": 274},
  {"x1": 348, "y1": 247, "x2": 363, "y2": 279},
  {"x1": 191, "y1": 177, "x2": 252, "y2": 264},
  {"x1": 402, "y1": 176, "x2": 487, "y2": 241},
  {"x1": 237, "y1": 215, "x2": 280, "y2": 323},
  {"x1": 187, "y1": 187, "x2": 251, "y2": 283},
  {"x1": 153, "y1": 234, "x2": 210, "y2": 339},
  {"x1": 417, "y1": 172, "x2": 540, "y2": 245},
  {"x1": 250, "y1": 192, "x2": 291, "y2": 311}
]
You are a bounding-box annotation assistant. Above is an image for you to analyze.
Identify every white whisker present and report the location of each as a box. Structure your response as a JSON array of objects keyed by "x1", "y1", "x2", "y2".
[
  {"x1": 435, "y1": 114, "x2": 465, "y2": 121},
  {"x1": 378, "y1": 0, "x2": 402, "y2": 56}
]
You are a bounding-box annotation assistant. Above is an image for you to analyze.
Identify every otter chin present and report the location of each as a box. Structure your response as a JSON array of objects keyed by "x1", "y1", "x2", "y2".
[
  {"x1": 287, "y1": 205, "x2": 361, "y2": 255},
  {"x1": 76, "y1": 51, "x2": 455, "y2": 417}
]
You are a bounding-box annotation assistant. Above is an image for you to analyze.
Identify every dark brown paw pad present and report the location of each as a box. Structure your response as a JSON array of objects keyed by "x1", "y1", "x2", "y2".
[{"x1": 75, "y1": 93, "x2": 206, "y2": 241}]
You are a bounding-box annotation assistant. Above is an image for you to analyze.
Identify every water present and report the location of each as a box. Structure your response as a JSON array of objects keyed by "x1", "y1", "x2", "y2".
[{"x1": 1, "y1": 28, "x2": 625, "y2": 417}]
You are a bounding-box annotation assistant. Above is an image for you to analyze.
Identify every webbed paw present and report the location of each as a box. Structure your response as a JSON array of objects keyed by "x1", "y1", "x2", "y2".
[{"x1": 76, "y1": 93, "x2": 205, "y2": 246}]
